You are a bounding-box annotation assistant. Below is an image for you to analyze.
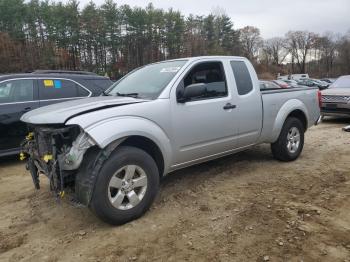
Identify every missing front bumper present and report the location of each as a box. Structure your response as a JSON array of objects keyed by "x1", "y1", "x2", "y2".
[{"x1": 21, "y1": 125, "x2": 82, "y2": 194}]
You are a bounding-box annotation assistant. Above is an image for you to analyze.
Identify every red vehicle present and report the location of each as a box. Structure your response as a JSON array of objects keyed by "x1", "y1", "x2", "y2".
[{"x1": 273, "y1": 80, "x2": 290, "y2": 88}]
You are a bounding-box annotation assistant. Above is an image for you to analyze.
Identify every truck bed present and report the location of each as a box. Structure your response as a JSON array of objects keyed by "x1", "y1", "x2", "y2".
[{"x1": 259, "y1": 87, "x2": 320, "y2": 143}]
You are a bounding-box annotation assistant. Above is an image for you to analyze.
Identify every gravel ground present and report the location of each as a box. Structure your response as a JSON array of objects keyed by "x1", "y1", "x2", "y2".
[{"x1": 0, "y1": 117, "x2": 349, "y2": 262}]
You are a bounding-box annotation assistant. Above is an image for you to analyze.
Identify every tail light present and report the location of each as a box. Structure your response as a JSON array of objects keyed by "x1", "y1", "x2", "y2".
[{"x1": 317, "y1": 90, "x2": 322, "y2": 108}]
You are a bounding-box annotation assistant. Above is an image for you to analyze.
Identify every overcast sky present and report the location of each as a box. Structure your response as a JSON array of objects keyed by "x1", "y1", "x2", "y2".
[{"x1": 73, "y1": 0, "x2": 349, "y2": 38}]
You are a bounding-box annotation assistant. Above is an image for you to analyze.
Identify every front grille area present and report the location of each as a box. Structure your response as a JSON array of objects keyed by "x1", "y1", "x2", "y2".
[
  {"x1": 36, "y1": 132, "x2": 52, "y2": 157},
  {"x1": 322, "y1": 95, "x2": 350, "y2": 104}
]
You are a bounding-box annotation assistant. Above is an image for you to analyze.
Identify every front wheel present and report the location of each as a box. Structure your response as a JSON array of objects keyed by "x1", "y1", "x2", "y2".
[
  {"x1": 90, "y1": 146, "x2": 159, "y2": 225},
  {"x1": 271, "y1": 117, "x2": 305, "y2": 161}
]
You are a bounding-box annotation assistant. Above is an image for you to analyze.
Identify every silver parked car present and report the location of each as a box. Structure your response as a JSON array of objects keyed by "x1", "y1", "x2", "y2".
[
  {"x1": 298, "y1": 79, "x2": 329, "y2": 90},
  {"x1": 321, "y1": 75, "x2": 350, "y2": 117},
  {"x1": 21, "y1": 56, "x2": 321, "y2": 225}
]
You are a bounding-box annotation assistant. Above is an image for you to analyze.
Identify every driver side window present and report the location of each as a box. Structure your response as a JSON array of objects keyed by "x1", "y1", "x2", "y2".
[{"x1": 180, "y1": 61, "x2": 227, "y2": 101}]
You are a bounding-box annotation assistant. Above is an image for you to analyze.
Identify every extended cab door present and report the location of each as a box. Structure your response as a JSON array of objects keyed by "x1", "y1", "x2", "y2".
[
  {"x1": 38, "y1": 78, "x2": 91, "y2": 107},
  {"x1": 170, "y1": 60, "x2": 239, "y2": 166},
  {"x1": 230, "y1": 60, "x2": 263, "y2": 147},
  {"x1": 0, "y1": 79, "x2": 39, "y2": 154}
]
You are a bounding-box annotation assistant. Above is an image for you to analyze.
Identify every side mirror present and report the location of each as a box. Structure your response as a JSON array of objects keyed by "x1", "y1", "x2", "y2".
[{"x1": 177, "y1": 83, "x2": 206, "y2": 103}]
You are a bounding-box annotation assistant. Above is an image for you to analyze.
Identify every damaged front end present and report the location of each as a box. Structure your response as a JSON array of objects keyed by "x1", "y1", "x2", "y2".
[{"x1": 21, "y1": 125, "x2": 96, "y2": 199}]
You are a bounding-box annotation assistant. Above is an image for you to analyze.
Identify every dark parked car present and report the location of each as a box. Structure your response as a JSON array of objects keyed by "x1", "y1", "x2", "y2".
[
  {"x1": 297, "y1": 79, "x2": 328, "y2": 90},
  {"x1": 320, "y1": 78, "x2": 337, "y2": 84},
  {"x1": 0, "y1": 71, "x2": 112, "y2": 157}
]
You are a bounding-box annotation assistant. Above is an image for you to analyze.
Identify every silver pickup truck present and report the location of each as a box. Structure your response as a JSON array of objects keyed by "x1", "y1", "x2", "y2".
[{"x1": 21, "y1": 56, "x2": 321, "y2": 225}]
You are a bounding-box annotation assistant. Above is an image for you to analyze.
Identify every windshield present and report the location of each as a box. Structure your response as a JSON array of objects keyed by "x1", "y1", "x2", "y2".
[
  {"x1": 107, "y1": 60, "x2": 187, "y2": 99},
  {"x1": 329, "y1": 76, "x2": 350, "y2": 88}
]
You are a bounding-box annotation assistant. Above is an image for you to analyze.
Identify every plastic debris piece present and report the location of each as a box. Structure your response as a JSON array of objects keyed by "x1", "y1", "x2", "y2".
[
  {"x1": 342, "y1": 125, "x2": 350, "y2": 132},
  {"x1": 43, "y1": 154, "x2": 53, "y2": 162}
]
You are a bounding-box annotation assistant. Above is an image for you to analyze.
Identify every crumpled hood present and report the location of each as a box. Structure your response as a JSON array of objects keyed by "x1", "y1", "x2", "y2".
[
  {"x1": 21, "y1": 96, "x2": 147, "y2": 124},
  {"x1": 321, "y1": 88, "x2": 350, "y2": 96}
]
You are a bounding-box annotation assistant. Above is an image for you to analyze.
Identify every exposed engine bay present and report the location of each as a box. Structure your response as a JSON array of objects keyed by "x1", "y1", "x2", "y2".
[{"x1": 21, "y1": 125, "x2": 96, "y2": 198}]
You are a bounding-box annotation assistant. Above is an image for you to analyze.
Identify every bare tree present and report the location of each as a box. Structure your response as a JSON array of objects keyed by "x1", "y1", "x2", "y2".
[
  {"x1": 316, "y1": 32, "x2": 339, "y2": 76},
  {"x1": 259, "y1": 41, "x2": 273, "y2": 65},
  {"x1": 337, "y1": 32, "x2": 350, "y2": 73},
  {"x1": 239, "y1": 26, "x2": 262, "y2": 61},
  {"x1": 286, "y1": 31, "x2": 317, "y2": 73},
  {"x1": 265, "y1": 37, "x2": 288, "y2": 65}
]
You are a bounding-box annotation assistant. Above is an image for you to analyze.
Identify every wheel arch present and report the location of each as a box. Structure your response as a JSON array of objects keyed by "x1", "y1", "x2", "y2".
[
  {"x1": 81, "y1": 116, "x2": 172, "y2": 174},
  {"x1": 287, "y1": 109, "x2": 307, "y2": 131},
  {"x1": 74, "y1": 118, "x2": 171, "y2": 206},
  {"x1": 118, "y1": 135, "x2": 165, "y2": 178},
  {"x1": 75, "y1": 134, "x2": 166, "y2": 207},
  {"x1": 271, "y1": 99, "x2": 309, "y2": 143}
]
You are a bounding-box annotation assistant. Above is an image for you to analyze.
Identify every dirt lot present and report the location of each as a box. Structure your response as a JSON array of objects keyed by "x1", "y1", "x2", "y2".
[{"x1": 0, "y1": 118, "x2": 350, "y2": 262}]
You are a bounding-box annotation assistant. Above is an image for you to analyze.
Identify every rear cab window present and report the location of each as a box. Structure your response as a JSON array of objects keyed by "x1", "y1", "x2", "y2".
[
  {"x1": 38, "y1": 79, "x2": 90, "y2": 100},
  {"x1": 230, "y1": 61, "x2": 253, "y2": 95}
]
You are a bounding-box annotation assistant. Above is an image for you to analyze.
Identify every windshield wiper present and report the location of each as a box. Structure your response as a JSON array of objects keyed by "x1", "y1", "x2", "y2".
[{"x1": 116, "y1": 92, "x2": 139, "y2": 98}]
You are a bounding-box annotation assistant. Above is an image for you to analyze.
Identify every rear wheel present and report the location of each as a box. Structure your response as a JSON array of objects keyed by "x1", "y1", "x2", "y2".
[
  {"x1": 271, "y1": 117, "x2": 304, "y2": 161},
  {"x1": 90, "y1": 146, "x2": 159, "y2": 225}
]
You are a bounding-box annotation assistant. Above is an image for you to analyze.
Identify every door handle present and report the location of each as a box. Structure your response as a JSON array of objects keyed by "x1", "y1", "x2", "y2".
[{"x1": 223, "y1": 103, "x2": 236, "y2": 110}]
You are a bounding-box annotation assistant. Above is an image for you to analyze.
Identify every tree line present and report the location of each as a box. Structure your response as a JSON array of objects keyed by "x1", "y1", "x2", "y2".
[{"x1": 0, "y1": 0, "x2": 349, "y2": 79}]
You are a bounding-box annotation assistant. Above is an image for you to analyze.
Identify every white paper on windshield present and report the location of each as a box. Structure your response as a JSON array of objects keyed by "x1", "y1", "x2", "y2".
[{"x1": 160, "y1": 67, "x2": 181, "y2": 73}]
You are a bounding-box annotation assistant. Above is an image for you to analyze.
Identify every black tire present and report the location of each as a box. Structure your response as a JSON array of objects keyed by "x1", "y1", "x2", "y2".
[
  {"x1": 271, "y1": 117, "x2": 304, "y2": 161},
  {"x1": 90, "y1": 146, "x2": 159, "y2": 225}
]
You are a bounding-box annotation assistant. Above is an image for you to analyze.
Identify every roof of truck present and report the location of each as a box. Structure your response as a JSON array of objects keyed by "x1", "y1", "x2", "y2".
[
  {"x1": 142, "y1": 56, "x2": 248, "y2": 67},
  {"x1": 170, "y1": 56, "x2": 247, "y2": 61}
]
